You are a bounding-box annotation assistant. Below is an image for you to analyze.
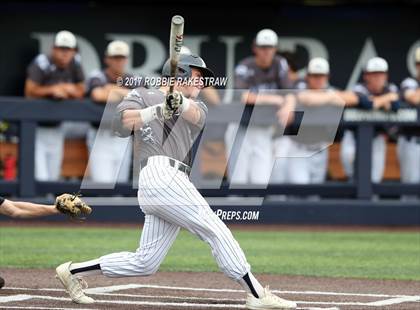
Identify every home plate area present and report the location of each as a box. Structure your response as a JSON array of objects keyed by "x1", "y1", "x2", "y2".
[{"x1": 1, "y1": 270, "x2": 419, "y2": 310}]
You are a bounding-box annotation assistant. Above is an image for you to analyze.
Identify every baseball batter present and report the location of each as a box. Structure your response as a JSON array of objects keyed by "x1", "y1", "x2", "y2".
[{"x1": 56, "y1": 54, "x2": 297, "y2": 309}]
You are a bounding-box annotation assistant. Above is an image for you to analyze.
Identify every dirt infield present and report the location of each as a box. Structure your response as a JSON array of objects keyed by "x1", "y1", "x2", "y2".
[{"x1": 1, "y1": 269, "x2": 419, "y2": 309}]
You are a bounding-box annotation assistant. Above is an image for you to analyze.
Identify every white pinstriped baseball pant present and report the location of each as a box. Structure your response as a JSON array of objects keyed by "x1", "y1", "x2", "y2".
[{"x1": 99, "y1": 156, "x2": 250, "y2": 281}]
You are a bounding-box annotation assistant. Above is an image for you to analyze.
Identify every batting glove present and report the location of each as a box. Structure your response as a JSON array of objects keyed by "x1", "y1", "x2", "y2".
[{"x1": 166, "y1": 91, "x2": 184, "y2": 112}]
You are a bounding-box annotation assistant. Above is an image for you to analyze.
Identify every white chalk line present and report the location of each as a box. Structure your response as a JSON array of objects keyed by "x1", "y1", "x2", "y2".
[
  {"x1": 5, "y1": 288, "x2": 244, "y2": 303},
  {"x1": 3, "y1": 283, "x2": 420, "y2": 308},
  {"x1": 0, "y1": 306, "x2": 98, "y2": 310},
  {"x1": 0, "y1": 294, "x2": 33, "y2": 303},
  {"x1": 0, "y1": 294, "x2": 348, "y2": 309},
  {"x1": 7, "y1": 283, "x2": 417, "y2": 299},
  {"x1": 366, "y1": 295, "x2": 420, "y2": 306},
  {"x1": 0, "y1": 293, "x2": 393, "y2": 307},
  {"x1": 86, "y1": 291, "x2": 243, "y2": 303},
  {"x1": 0, "y1": 289, "x2": 342, "y2": 308},
  {"x1": 3, "y1": 292, "x2": 418, "y2": 308},
  {"x1": 0, "y1": 288, "x2": 407, "y2": 307},
  {"x1": 86, "y1": 283, "x2": 420, "y2": 299},
  {"x1": 9, "y1": 295, "x2": 247, "y2": 308},
  {"x1": 0, "y1": 304, "x2": 336, "y2": 310}
]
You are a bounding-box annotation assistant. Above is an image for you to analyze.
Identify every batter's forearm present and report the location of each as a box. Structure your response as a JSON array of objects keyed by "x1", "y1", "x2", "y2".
[
  {"x1": 116, "y1": 104, "x2": 167, "y2": 134},
  {"x1": 180, "y1": 100, "x2": 205, "y2": 126},
  {"x1": 115, "y1": 109, "x2": 144, "y2": 134}
]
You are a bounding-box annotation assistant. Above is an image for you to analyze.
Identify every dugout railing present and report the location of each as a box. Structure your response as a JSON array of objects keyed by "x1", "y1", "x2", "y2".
[{"x1": 0, "y1": 97, "x2": 419, "y2": 200}]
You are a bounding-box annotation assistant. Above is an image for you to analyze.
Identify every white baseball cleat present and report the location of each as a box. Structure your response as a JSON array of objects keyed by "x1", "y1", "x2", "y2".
[
  {"x1": 55, "y1": 261, "x2": 95, "y2": 304},
  {"x1": 246, "y1": 286, "x2": 297, "y2": 309}
]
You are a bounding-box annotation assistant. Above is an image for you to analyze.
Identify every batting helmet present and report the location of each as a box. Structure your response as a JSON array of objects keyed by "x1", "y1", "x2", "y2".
[{"x1": 162, "y1": 54, "x2": 215, "y2": 87}]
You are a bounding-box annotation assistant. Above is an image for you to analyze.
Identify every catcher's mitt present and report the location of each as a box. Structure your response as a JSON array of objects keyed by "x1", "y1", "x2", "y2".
[{"x1": 55, "y1": 193, "x2": 92, "y2": 220}]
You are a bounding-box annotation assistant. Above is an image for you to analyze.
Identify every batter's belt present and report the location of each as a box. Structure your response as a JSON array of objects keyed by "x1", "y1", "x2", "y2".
[{"x1": 141, "y1": 156, "x2": 191, "y2": 176}]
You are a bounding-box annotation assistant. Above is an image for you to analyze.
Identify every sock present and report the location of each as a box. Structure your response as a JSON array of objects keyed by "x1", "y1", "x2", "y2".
[
  {"x1": 238, "y1": 272, "x2": 265, "y2": 298},
  {"x1": 69, "y1": 259, "x2": 102, "y2": 276}
]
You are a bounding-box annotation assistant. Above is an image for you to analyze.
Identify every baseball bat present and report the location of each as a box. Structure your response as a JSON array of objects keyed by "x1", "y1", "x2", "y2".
[{"x1": 168, "y1": 15, "x2": 184, "y2": 93}]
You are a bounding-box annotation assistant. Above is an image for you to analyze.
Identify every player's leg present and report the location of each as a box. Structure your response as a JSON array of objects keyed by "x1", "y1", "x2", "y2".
[
  {"x1": 340, "y1": 130, "x2": 356, "y2": 179},
  {"x1": 287, "y1": 141, "x2": 310, "y2": 184},
  {"x1": 310, "y1": 148, "x2": 329, "y2": 183},
  {"x1": 249, "y1": 127, "x2": 273, "y2": 185},
  {"x1": 35, "y1": 127, "x2": 49, "y2": 181},
  {"x1": 140, "y1": 165, "x2": 296, "y2": 309},
  {"x1": 114, "y1": 135, "x2": 132, "y2": 183},
  {"x1": 397, "y1": 136, "x2": 410, "y2": 183},
  {"x1": 412, "y1": 140, "x2": 420, "y2": 183},
  {"x1": 398, "y1": 136, "x2": 420, "y2": 183},
  {"x1": 371, "y1": 134, "x2": 386, "y2": 183},
  {"x1": 86, "y1": 127, "x2": 115, "y2": 182},
  {"x1": 41, "y1": 126, "x2": 64, "y2": 181},
  {"x1": 398, "y1": 136, "x2": 420, "y2": 200},
  {"x1": 225, "y1": 124, "x2": 251, "y2": 184},
  {"x1": 45, "y1": 126, "x2": 65, "y2": 181},
  {"x1": 270, "y1": 136, "x2": 291, "y2": 183},
  {"x1": 56, "y1": 213, "x2": 180, "y2": 303},
  {"x1": 99, "y1": 214, "x2": 180, "y2": 277}
]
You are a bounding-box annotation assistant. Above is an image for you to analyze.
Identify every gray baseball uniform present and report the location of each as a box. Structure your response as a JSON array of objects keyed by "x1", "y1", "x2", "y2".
[
  {"x1": 228, "y1": 55, "x2": 290, "y2": 185},
  {"x1": 99, "y1": 88, "x2": 250, "y2": 281},
  {"x1": 27, "y1": 54, "x2": 84, "y2": 89},
  {"x1": 114, "y1": 88, "x2": 206, "y2": 165},
  {"x1": 85, "y1": 70, "x2": 142, "y2": 183},
  {"x1": 286, "y1": 80, "x2": 334, "y2": 184},
  {"x1": 341, "y1": 82, "x2": 399, "y2": 183},
  {"x1": 26, "y1": 53, "x2": 85, "y2": 181},
  {"x1": 398, "y1": 77, "x2": 420, "y2": 183}
]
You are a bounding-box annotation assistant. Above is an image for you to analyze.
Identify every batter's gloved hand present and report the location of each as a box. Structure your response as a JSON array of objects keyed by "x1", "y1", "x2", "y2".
[
  {"x1": 161, "y1": 103, "x2": 175, "y2": 120},
  {"x1": 166, "y1": 91, "x2": 184, "y2": 112},
  {"x1": 55, "y1": 193, "x2": 92, "y2": 221}
]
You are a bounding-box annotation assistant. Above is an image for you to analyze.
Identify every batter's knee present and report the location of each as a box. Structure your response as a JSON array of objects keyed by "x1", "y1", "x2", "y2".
[{"x1": 132, "y1": 251, "x2": 162, "y2": 276}]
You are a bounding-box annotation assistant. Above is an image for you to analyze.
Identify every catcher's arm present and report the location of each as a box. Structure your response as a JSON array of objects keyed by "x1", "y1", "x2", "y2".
[{"x1": 0, "y1": 199, "x2": 58, "y2": 219}]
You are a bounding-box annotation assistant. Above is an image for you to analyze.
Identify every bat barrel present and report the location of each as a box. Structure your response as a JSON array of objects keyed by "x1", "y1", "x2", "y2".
[
  {"x1": 171, "y1": 15, "x2": 184, "y2": 25},
  {"x1": 169, "y1": 14, "x2": 185, "y2": 93}
]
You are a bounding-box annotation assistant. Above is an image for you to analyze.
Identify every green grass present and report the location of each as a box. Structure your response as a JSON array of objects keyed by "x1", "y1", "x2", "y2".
[{"x1": 0, "y1": 226, "x2": 419, "y2": 281}]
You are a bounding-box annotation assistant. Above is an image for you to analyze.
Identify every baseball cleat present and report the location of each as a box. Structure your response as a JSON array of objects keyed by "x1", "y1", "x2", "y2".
[
  {"x1": 0, "y1": 276, "x2": 4, "y2": 289},
  {"x1": 246, "y1": 286, "x2": 297, "y2": 309},
  {"x1": 55, "y1": 261, "x2": 95, "y2": 304}
]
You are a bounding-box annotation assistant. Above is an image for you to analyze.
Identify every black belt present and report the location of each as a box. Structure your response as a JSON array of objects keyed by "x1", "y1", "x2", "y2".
[{"x1": 141, "y1": 158, "x2": 191, "y2": 176}]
